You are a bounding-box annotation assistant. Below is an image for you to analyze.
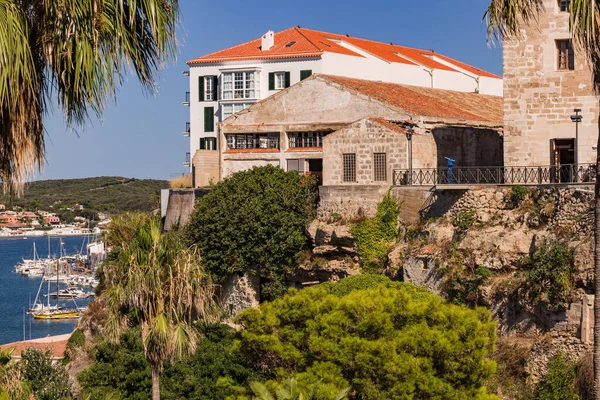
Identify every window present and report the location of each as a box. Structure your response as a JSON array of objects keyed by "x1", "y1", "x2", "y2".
[
  {"x1": 373, "y1": 153, "x2": 387, "y2": 182},
  {"x1": 288, "y1": 131, "x2": 329, "y2": 148},
  {"x1": 205, "y1": 77, "x2": 214, "y2": 101},
  {"x1": 269, "y1": 71, "x2": 290, "y2": 90},
  {"x1": 199, "y1": 76, "x2": 217, "y2": 101},
  {"x1": 275, "y1": 72, "x2": 286, "y2": 90},
  {"x1": 199, "y1": 137, "x2": 217, "y2": 150},
  {"x1": 343, "y1": 153, "x2": 356, "y2": 182},
  {"x1": 222, "y1": 103, "x2": 253, "y2": 120},
  {"x1": 300, "y1": 70, "x2": 312, "y2": 80},
  {"x1": 557, "y1": 40, "x2": 574, "y2": 70},
  {"x1": 559, "y1": 0, "x2": 570, "y2": 12},
  {"x1": 204, "y1": 107, "x2": 214, "y2": 132},
  {"x1": 222, "y1": 71, "x2": 259, "y2": 100},
  {"x1": 226, "y1": 134, "x2": 280, "y2": 150}
]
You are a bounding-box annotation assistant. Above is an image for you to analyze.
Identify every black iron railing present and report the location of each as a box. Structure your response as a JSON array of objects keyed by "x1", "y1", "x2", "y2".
[
  {"x1": 183, "y1": 91, "x2": 190, "y2": 105},
  {"x1": 393, "y1": 164, "x2": 597, "y2": 186}
]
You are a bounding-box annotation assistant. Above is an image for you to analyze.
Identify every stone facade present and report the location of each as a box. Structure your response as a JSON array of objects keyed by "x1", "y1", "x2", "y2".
[
  {"x1": 503, "y1": 0, "x2": 599, "y2": 166},
  {"x1": 192, "y1": 150, "x2": 219, "y2": 187}
]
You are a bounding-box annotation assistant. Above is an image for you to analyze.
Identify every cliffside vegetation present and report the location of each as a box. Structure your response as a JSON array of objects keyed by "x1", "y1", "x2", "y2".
[{"x1": 184, "y1": 165, "x2": 319, "y2": 299}]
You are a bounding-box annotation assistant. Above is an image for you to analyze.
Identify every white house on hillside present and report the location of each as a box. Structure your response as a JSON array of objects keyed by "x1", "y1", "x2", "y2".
[{"x1": 184, "y1": 26, "x2": 503, "y2": 187}]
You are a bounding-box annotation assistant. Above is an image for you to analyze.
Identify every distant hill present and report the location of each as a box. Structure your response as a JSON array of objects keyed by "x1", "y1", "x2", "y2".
[{"x1": 0, "y1": 177, "x2": 169, "y2": 214}]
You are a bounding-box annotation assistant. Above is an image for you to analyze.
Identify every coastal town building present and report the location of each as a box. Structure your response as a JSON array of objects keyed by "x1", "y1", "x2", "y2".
[
  {"x1": 185, "y1": 27, "x2": 503, "y2": 186},
  {"x1": 503, "y1": 0, "x2": 598, "y2": 167},
  {"x1": 219, "y1": 74, "x2": 503, "y2": 185}
]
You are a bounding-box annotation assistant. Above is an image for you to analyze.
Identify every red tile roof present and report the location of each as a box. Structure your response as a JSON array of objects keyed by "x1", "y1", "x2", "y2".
[
  {"x1": 1, "y1": 334, "x2": 71, "y2": 359},
  {"x1": 318, "y1": 75, "x2": 503, "y2": 124},
  {"x1": 368, "y1": 118, "x2": 409, "y2": 135},
  {"x1": 187, "y1": 27, "x2": 500, "y2": 79}
]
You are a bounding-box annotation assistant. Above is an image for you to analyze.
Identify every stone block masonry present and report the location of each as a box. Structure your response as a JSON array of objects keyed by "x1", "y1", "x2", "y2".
[{"x1": 503, "y1": 0, "x2": 599, "y2": 166}]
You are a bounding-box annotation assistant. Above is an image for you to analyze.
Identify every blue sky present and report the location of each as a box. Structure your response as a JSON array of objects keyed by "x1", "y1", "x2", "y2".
[{"x1": 38, "y1": 0, "x2": 502, "y2": 181}]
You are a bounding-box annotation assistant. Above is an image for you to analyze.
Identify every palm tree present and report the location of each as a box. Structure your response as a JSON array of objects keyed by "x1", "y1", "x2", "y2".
[
  {"x1": 0, "y1": 348, "x2": 33, "y2": 400},
  {"x1": 250, "y1": 378, "x2": 350, "y2": 400},
  {"x1": 0, "y1": 0, "x2": 179, "y2": 192},
  {"x1": 485, "y1": 0, "x2": 600, "y2": 397},
  {"x1": 102, "y1": 216, "x2": 219, "y2": 400}
]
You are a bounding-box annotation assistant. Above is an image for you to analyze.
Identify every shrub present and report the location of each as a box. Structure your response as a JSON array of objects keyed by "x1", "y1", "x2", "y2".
[
  {"x1": 537, "y1": 352, "x2": 579, "y2": 400},
  {"x1": 485, "y1": 338, "x2": 535, "y2": 400},
  {"x1": 67, "y1": 329, "x2": 86, "y2": 350},
  {"x1": 20, "y1": 348, "x2": 71, "y2": 400},
  {"x1": 184, "y1": 165, "x2": 319, "y2": 299},
  {"x1": 351, "y1": 192, "x2": 401, "y2": 273},
  {"x1": 575, "y1": 353, "x2": 593, "y2": 400},
  {"x1": 169, "y1": 174, "x2": 192, "y2": 188},
  {"x1": 510, "y1": 185, "x2": 528, "y2": 203},
  {"x1": 521, "y1": 240, "x2": 575, "y2": 308},
  {"x1": 237, "y1": 276, "x2": 499, "y2": 399},
  {"x1": 453, "y1": 210, "x2": 476, "y2": 230}
]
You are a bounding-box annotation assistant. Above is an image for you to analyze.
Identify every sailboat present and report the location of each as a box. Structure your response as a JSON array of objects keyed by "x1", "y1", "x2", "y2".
[{"x1": 32, "y1": 239, "x2": 80, "y2": 320}]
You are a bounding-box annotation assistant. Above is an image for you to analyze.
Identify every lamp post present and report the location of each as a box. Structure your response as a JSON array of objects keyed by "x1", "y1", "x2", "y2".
[
  {"x1": 407, "y1": 127, "x2": 414, "y2": 185},
  {"x1": 570, "y1": 108, "x2": 582, "y2": 181}
]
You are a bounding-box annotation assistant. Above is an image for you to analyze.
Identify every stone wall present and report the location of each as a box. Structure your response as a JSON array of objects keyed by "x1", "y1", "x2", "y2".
[
  {"x1": 503, "y1": 0, "x2": 598, "y2": 166},
  {"x1": 192, "y1": 150, "x2": 219, "y2": 187},
  {"x1": 431, "y1": 127, "x2": 503, "y2": 168},
  {"x1": 163, "y1": 188, "x2": 210, "y2": 231},
  {"x1": 322, "y1": 119, "x2": 408, "y2": 186},
  {"x1": 220, "y1": 273, "x2": 260, "y2": 319}
]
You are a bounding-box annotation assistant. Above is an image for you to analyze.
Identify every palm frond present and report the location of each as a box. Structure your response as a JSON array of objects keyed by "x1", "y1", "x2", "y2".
[
  {"x1": 250, "y1": 381, "x2": 276, "y2": 400},
  {"x1": 484, "y1": 0, "x2": 545, "y2": 43}
]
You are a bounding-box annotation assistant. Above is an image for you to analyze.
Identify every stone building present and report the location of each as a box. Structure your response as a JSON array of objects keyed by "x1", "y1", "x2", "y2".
[
  {"x1": 184, "y1": 27, "x2": 502, "y2": 187},
  {"x1": 219, "y1": 74, "x2": 503, "y2": 186},
  {"x1": 503, "y1": 0, "x2": 598, "y2": 167}
]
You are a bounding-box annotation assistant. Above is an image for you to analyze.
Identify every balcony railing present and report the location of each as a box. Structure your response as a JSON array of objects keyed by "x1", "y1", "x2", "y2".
[
  {"x1": 393, "y1": 164, "x2": 597, "y2": 186},
  {"x1": 183, "y1": 92, "x2": 190, "y2": 106},
  {"x1": 183, "y1": 122, "x2": 190, "y2": 137},
  {"x1": 183, "y1": 152, "x2": 190, "y2": 167}
]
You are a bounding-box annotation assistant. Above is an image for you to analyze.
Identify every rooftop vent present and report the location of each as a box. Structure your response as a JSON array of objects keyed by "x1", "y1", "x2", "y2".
[
  {"x1": 285, "y1": 41, "x2": 296, "y2": 47},
  {"x1": 261, "y1": 30, "x2": 275, "y2": 51}
]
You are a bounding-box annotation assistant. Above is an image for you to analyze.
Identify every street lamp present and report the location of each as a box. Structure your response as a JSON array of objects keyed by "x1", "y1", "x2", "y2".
[
  {"x1": 406, "y1": 126, "x2": 414, "y2": 185},
  {"x1": 571, "y1": 108, "x2": 582, "y2": 174}
]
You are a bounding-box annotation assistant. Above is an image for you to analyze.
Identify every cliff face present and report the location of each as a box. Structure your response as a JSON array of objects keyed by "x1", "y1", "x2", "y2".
[{"x1": 313, "y1": 186, "x2": 595, "y2": 385}]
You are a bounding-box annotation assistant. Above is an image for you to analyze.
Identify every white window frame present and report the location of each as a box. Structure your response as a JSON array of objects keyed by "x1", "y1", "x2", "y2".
[
  {"x1": 205, "y1": 77, "x2": 214, "y2": 101},
  {"x1": 222, "y1": 71, "x2": 260, "y2": 100},
  {"x1": 222, "y1": 103, "x2": 254, "y2": 120},
  {"x1": 274, "y1": 71, "x2": 286, "y2": 90}
]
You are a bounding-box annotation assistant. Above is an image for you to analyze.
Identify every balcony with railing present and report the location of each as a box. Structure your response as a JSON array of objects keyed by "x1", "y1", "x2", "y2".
[
  {"x1": 183, "y1": 152, "x2": 190, "y2": 167},
  {"x1": 183, "y1": 92, "x2": 190, "y2": 106},
  {"x1": 393, "y1": 164, "x2": 596, "y2": 186},
  {"x1": 183, "y1": 122, "x2": 190, "y2": 137}
]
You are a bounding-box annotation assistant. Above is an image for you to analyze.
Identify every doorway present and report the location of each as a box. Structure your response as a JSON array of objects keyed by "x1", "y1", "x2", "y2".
[{"x1": 552, "y1": 139, "x2": 575, "y2": 182}]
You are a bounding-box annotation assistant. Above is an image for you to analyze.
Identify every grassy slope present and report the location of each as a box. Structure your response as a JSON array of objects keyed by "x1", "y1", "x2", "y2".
[{"x1": 0, "y1": 177, "x2": 169, "y2": 214}]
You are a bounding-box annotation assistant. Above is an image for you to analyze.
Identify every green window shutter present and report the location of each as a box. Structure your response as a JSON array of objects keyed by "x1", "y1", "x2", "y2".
[
  {"x1": 212, "y1": 76, "x2": 218, "y2": 100},
  {"x1": 204, "y1": 107, "x2": 214, "y2": 132},
  {"x1": 300, "y1": 70, "x2": 312, "y2": 80},
  {"x1": 200, "y1": 138, "x2": 206, "y2": 150},
  {"x1": 284, "y1": 71, "x2": 291, "y2": 88},
  {"x1": 268, "y1": 72, "x2": 275, "y2": 90},
  {"x1": 199, "y1": 76, "x2": 205, "y2": 101}
]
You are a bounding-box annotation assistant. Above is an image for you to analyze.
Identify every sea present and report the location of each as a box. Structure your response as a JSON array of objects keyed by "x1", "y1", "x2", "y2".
[{"x1": 0, "y1": 235, "x2": 94, "y2": 345}]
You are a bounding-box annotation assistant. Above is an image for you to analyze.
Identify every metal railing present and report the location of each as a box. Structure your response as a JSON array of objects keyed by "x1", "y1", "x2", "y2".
[
  {"x1": 183, "y1": 92, "x2": 190, "y2": 106},
  {"x1": 183, "y1": 152, "x2": 191, "y2": 167},
  {"x1": 393, "y1": 163, "x2": 597, "y2": 186},
  {"x1": 183, "y1": 122, "x2": 190, "y2": 137}
]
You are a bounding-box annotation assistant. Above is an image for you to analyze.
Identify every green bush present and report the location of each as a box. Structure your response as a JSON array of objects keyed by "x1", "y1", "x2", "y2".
[
  {"x1": 521, "y1": 240, "x2": 575, "y2": 308},
  {"x1": 19, "y1": 348, "x2": 71, "y2": 400},
  {"x1": 184, "y1": 165, "x2": 319, "y2": 299},
  {"x1": 351, "y1": 192, "x2": 401, "y2": 273},
  {"x1": 453, "y1": 210, "x2": 476, "y2": 230},
  {"x1": 511, "y1": 185, "x2": 528, "y2": 203},
  {"x1": 537, "y1": 352, "x2": 579, "y2": 400},
  {"x1": 79, "y1": 324, "x2": 260, "y2": 400},
  {"x1": 67, "y1": 329, "x2": 86, "y2": 350},
  {"x1": 236, "y1": 276, "x2": 499, "y2": 399}
]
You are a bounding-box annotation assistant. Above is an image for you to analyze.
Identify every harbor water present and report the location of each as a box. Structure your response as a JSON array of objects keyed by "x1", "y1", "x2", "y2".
[{"x1": 0, "y1": 236, "x2": 95, "y2": 344}]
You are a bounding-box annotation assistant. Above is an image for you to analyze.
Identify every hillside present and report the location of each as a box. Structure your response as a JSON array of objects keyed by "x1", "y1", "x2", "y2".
[{"x1": 0, "y1": 177, "x2": 169, "y2": 214}]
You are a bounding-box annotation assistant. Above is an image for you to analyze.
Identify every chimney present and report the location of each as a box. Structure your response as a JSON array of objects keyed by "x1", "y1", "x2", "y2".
[{"x1": 261, "y1": 30, "x2": 275, "y2": 51}]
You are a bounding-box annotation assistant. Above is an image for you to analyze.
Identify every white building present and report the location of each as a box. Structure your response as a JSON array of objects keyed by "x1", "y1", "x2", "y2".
[{"x1": 184, "y1": 27, "x2": 502, "y2": 187}]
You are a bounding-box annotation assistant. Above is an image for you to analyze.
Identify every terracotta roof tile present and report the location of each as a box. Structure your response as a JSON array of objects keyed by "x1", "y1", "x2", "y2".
[
  {"x1": 368, "y1": 118, "x2": 409, "y2": 135},
  {"x1": 187, "y1": 27, "x2": 500, "y2": 79},
  {"x1": 318, "y1": 75, "x2": 503, "y2": 124},
  {"x1": 1, "y1": 335, "x2": 70, "y2": 359}
]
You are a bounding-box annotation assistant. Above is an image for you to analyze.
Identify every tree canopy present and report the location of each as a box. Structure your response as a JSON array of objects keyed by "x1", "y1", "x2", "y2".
[
  {"x1": 185, "y1": 165, "x2": 319, "y2": 299},
  {"x1": 236, "y1": 275, "x2": 499, "y2": 400}
]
